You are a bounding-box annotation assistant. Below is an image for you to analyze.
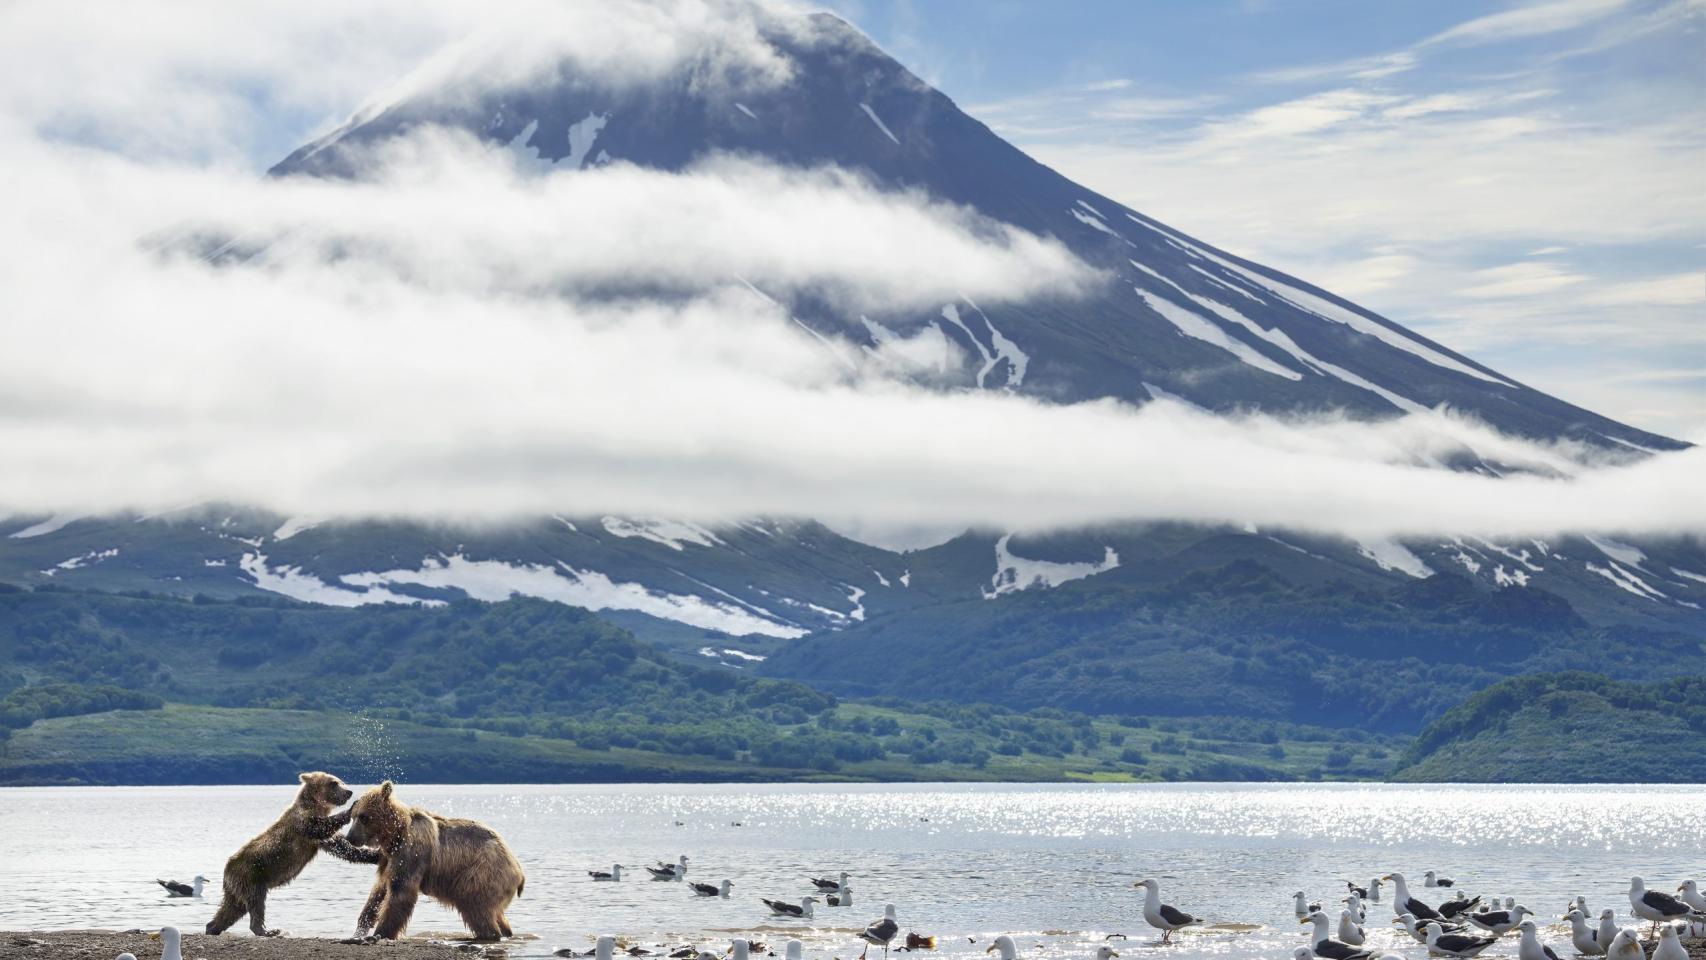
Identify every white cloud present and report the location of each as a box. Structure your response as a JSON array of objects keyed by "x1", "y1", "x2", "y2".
[{"x1": 1421, "y1": 0, "x2": 1633, "y2": 47}]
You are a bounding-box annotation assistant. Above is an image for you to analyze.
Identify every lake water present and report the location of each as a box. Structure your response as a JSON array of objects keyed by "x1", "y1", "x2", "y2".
[{"x1": 1, "y1": 783, "x2": 1702, "y2": 959}]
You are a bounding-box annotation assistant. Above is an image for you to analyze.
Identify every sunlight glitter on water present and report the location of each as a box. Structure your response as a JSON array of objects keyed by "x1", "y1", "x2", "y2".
[{"x1": 1, "y1": 783, "x2": 1700, "y2": 960}]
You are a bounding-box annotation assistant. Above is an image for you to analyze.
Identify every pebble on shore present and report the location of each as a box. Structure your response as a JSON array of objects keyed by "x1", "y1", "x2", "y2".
[{"x1": 0, "y1": 930, "x2": 508, "y2": 959}]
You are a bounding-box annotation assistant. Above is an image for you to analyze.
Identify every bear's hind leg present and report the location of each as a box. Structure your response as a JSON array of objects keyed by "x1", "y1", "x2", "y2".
[
  {"x1": 205, "y1": 892, "x2": 247, "y2": 935},
  {"x1": 246, "y1": 889, "x2": 281, "y2": 937},
  {"x1": 457, "y1": 901, "x2": 504, "y2": 941}
]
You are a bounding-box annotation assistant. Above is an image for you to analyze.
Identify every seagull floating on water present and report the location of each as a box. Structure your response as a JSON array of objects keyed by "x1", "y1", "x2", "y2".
[
  {"x1": 1439, "y1": 895, "x2": 1482, "y2": 920},
  {"x1": 860, "y1": 904, "x2": 900, "y2": 958},
  {"x1": 1337, "y1": 909, "x2": 1365, "y2": 946},
  {"x1": 589, "y1": 866, "x2": 624, "y2": 882},
  {"x1": 828, "y1": 887, "x2": 855, "y2": 907},
  {"x1": 762, "y1": 897, "x2": 817, "y2": 919},
  {"x1": 1133, "y1": 878, "x2": 1201, "y2": 943},
  {"x1": 1301, "y1": 909, "x2": 1373, "y2": 960},
  {"x1": 1564, "y1": 908, "x2": 1607, "y2": 956},
  {"x1": 1393, "y1": 912, "x2": 1462, "y2": 943},
  {"x1": 1296, "y1": 892, "x2": 1323, "y2": 917},
  {"x1": 1424, "y1": 871, "x2": 1456, "y2": 889},
  {"x1": 1423, "y1": 921, "x2": 1499, "y2": 958},
  {"x1": 1467, "y1": 904, "x2": 1533, "y2": 936},
  {"x1": 155, "y1": 876, "x2": 205, "y2": 898},
  {"x1": 811, "y1": 872, "x2": 851, "y2": 893},
  {"x1": 690, "y1": 880, "x2": 732, "y2": 899},
  {"x1": 903, "y1": 933, "x2": 939, "y2": 952},
  {"x1": 648, "y1": 856, "x2": 689, "y2": 881}
]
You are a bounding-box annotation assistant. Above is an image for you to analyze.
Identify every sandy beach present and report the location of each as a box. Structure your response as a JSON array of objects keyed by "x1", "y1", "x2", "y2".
[{"x1": 0, "y1": 930, "x2": 513, "y2": 959}]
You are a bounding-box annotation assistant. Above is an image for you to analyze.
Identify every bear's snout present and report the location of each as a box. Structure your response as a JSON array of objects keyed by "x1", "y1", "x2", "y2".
[{"x1": 332, "y1": 785, "x2": 354, "y2": 804}]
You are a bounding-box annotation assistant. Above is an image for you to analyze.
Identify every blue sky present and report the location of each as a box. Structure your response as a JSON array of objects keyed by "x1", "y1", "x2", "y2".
[{"x1": 830, "y1": 0, "x2": 1705, "y2": 438}]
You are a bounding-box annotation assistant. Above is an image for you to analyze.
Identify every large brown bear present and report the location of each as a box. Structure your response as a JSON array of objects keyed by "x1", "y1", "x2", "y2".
[
  {"x1": 205, "y1": 771, "x2": 369, "y2": 936},
  {"x1": 340, "y1": 780, "x2": 525, "y2": 941}
]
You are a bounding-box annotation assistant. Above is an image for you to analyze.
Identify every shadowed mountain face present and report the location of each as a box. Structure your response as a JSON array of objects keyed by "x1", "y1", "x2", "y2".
[
  {"x1": 276, "y1": 13, "x2": 1676, "y2": 450},
  {"x1": 3, "y1": 13, "x2": 1700, "y2": 729}
]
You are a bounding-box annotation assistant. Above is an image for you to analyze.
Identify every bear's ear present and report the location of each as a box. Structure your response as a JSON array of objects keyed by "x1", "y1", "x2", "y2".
[
  {"x1": 380, "y1": 780, "x2": 394, "y2": 798},
  {"x1": 299, "y1": 772, "x2": 312, "y2": 783}
]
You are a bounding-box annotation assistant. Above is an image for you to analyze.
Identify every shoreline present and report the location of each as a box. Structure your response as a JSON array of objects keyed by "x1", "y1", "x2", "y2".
[{"x1": 0, "y1": 930, "x2": 512, "y2": 958}]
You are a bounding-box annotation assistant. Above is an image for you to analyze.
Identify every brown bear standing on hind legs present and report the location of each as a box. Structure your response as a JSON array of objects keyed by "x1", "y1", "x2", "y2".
[
  {"x1": 339, "y1": 780, "x2": 525, "y2": 941},
  {"x1": 205, "y1": 771, "x2": 372, "y2": 936}
]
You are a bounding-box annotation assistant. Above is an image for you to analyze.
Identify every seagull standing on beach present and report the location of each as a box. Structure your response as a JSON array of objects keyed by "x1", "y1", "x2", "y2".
[
  {"x1": 1680, "y1": 881, "x2": 1706, "y2": 913},
  {"x1": 729, "y1": 939, "x2": 751, "y2": 960},
  {"x1": 1133, "y1": 878, "x2": 1202, "y2": 943},
  {"x1": 861, "y1": 904, "x2": 900, "y2": 959},
  {"x1": 155, "y1": 927, "x2": 183, "y2": 960},
  {"x1": 1439, "y1": 895, "x2": 1482, "y2": 920},
  {"x1": 1654, "y1": 924, "x2": 1689, "y2": 960},
  {"x1": 1630, "y1": 878, "x2": 1696, "y2": 936},
  {"x1": 1608, "y1": 929, "x2": 1645, "y2": 960},
  {"x1": 985, "y1": 936, "x2": 1019, "y2": 960},
  {"x1": 1564, "y1": 909, "x2": 1607, "y2": 956}
]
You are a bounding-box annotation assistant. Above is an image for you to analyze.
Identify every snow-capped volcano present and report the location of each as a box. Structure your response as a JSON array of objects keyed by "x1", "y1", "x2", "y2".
[
  {"x1": 2, "y1": 9, "x2": 1700, "y2": 700},
  {"x1": 273, "y1": 11, "x2": 1676, "y2": 451}
]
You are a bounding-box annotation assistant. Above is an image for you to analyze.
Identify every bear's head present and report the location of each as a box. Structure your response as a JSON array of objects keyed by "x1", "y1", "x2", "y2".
[
  {"x1": 346, "y1": 780, "x2": 407, "y2": 849},
  {"x1": 295, "y1": 771, "x2": 354, "y2": 810}
]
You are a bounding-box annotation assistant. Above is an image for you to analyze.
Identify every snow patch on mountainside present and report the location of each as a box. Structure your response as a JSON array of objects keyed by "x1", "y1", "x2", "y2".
[
  {"x1": 45, "y1": 547, "x2": 119, "y2": 575},
  {"x1": 241, "y1": 552, "x2": 436, "y2": 607},
  {"x1": 342, "y1": 554, "x2": 804, "y2": 637},
  {"x1": 601, "y1": 517, "x2": 724, "y2": 551},
  {"x1": 1585, "y1": 561, "x2": 1666, "y2": 600},
  {"x1": 1355, "y1": 537, "x2": 1435, "y2": 579},
  {"x1": 859, "y1": 102, "x2": 899, "y2": 144},
  {"x1": 273, "y1": 516, "x2": 319, "y2": 541},
  {"x1": 1135, "y1": 289, "x2": 1302, "y2": 381},
  {"x1": 1130, "y1": 215, "x2": 1513, "y2": 386},
  {"x1": 1586, "y1": 535, "x2": 1648, "y2": 569},
  {"x1": 983, "y1": 534, "x2": 1119, "y2": 598},
  {"x1": 8, "y1": 513, "x2": 84, "y2": 539},
  {"x1": 1673, "y1": 567, "x2": 1706, "y2": 586},
  {"x1": 938, "y1": 302, "x2": 1027, "y2": 389}
]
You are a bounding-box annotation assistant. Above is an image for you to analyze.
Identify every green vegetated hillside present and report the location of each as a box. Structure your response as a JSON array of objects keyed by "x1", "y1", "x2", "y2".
[
  {"x1": 1390, "y1": 672, "x2": 1706, "y2": 783},
  {"x1": 0, "y1": 586, "x2": 1403, "y2": 785},
  {"x1": 761, "y1": 561, "x2": 1706, "y2": 732}
]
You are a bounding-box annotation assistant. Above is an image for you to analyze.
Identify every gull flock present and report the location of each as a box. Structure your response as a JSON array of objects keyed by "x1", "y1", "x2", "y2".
[{"x1": 132, "y1": 859, "x2": 1706, "y2": 960}]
